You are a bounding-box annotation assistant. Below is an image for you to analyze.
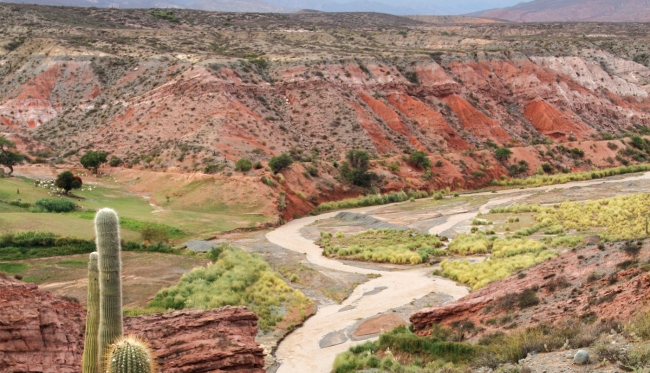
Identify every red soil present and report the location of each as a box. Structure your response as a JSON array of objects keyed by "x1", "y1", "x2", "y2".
[
  {"x1": 443, "y1": 95, "x2": 512, "y2": 144},
  {"x1": 387, "y1": 93, "x2": 472, "y2": 151},
  {"x1": 524, "y1": 99, "x2": 593, "y2": 141}
]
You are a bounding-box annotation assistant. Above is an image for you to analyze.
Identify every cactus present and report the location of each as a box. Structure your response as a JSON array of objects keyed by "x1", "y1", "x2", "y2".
[
  {"x1": 104, "y1": 335, "x2": 157, "y2": 373},
  {"x1": 96, "y1": 208, "x2": 124, "y2": 370},
  {"x1": 82, "y1": 252, "x2": 100, "y2": 373}
]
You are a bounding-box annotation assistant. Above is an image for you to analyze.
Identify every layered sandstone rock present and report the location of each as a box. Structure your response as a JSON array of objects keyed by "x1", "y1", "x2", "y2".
[{"x1": 0, "y1": 275, "x2": 265, "y2": 373}]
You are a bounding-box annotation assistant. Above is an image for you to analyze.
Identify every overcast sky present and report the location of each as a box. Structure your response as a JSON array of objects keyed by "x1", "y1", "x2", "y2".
[{"x1": 265, "y1": 0, "x2": 530, "y2": 14}]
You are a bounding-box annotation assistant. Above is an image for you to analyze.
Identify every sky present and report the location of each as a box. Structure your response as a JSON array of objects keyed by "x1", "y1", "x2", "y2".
[{"x1": 265, "y1": 0, "x2": 530, "y2": 15}]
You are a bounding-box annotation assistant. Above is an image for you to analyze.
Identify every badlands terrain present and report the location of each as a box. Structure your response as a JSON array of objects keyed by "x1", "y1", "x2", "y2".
[{"x1": 2, "y1": 4, "x2": 650, "y2": 373}]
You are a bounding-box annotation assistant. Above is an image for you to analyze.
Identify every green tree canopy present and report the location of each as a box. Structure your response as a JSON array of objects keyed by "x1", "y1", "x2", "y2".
[
  {"x1": 269, "y1": 153, "x2": 293, "y2": 174},
  {"x1": 80, "y1": 151, "x2": 107, "y2": 174},
  {"x1": 409, "y1": 151, "x2": 431, "y2": 169},
  {"x1": 495, "y1": 147, "x2": 513, "y2": 162},
  {"x1": 341, "y1": 149, "x2": 375, "y2": 187},
  {"x1": 55, "y1": 171, "x2": 82, "y2": 194},
  {"x1": 0, "y1": 135, "x2": 25, "y2": 175}
]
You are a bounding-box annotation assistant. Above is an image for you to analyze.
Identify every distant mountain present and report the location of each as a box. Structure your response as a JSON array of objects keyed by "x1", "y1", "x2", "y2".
[
  {"x1": 0, "y1": 0, "x2": 522, "y2": 14},
  {"x1": 474, "y1": 0, "x2": 650, "y2": 22}
]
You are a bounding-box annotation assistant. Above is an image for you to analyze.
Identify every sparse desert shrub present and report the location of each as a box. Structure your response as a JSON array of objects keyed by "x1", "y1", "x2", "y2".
[
  {"x1": 108, "y1": 156, "x2": 122, "y2": 167},
  {"x1": 140, "y1": 222, "x2": 170, "y2": 244},
  {"x1": 235, "y1": 158, "x2": 253, "y2": 172}
]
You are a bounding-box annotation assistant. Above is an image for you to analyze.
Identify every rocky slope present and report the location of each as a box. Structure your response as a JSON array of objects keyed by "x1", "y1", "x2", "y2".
[
  {"x1": 0, "y1": 274, "x2": 265, "y2": 373},
  {"x1": 2, "y1": 5, "x2": 650, "y2": 219},
  {"x1": 411, "y1": 240, "x2": 650, "y2": 340},
  {"x1": 476, "y1": 0, "x2": 650, "y2": 22}
]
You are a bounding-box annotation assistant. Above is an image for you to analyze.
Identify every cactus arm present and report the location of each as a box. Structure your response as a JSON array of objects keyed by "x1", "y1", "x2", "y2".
[{"x1": 82, "y1": 252, "x2": 100, "y2": 373}]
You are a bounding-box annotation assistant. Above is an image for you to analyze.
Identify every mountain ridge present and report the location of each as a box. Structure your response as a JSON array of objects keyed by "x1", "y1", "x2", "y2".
[{"x1": 474, "y1": 0, "x2": 650, "y2": 22}]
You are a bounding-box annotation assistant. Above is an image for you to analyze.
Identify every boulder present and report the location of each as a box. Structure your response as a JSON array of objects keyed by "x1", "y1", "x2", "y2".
[{"x1": 573, "y1": 349, "x2": 589, "y2": 365}]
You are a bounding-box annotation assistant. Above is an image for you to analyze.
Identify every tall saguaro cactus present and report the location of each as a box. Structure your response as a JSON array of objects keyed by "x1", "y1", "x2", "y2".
[
  {"x1": 96, "y1": 208, "x2": 124, "y2": 370},
  {"x1": 105, "y1": 336, "x2": 157, "y2": 373},
  {"x1": 82, "y1": 252, "x2": 100, "y2": 373}
]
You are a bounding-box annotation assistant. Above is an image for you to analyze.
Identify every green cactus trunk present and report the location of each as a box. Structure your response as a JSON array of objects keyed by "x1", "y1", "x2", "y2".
[
  {"x1": 105, "y1": 336, "x2": 157, "y2": 373},
  {"x1": 82, "y1": 252, "x2": 100, "y2": 373},
  {"x1": 96, "y1": 208, "x2": 124, "y2": 371}
]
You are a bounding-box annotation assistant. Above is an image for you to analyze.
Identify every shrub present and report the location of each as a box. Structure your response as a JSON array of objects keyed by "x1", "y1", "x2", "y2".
[
  {"x1": 148, "y1": 245, "x2": 312, "y2": 332},
  {"x1": 235, "y1": 158, "x2": 253, "y2": 172},
  {"x1": 495, "y1": 147, "x2": 512, "y2": 161},
  {"x1": 387, "y1": 162, "x2": 400, "y2": 172},
  {"x1": 269, "y1": 153, "x2": 293, "y2": 173},
  {"x1": 448, "y1": 233, "x2": 490, "y2": 255},
  {"x1": 305, "y1": 164, "x2": 318, "y2": 176},
  {"x1": 440, "y1": 251, "x2": 557, "y2": 289},
  {"x1": 316, "y1": 190, "x2": 425, "y2": 212},
  {"x1": 34, "y1": 198, "x2": 77, "y2": 213},
  {"x1": 409, "y1": 151, "x2": 431, "y2": 169},
  {"x1": 108, "y1": 156, "x2": 122, "y2": 167},
  {"x1": 140, "y1": 223, "x2": 170, "y2": 244},
  {"x1": 518, "y1": 289, "x2": 540, "y2": 308},
  {"x1": 319, "y1": 228, "x2": 444, "y2": 264}
]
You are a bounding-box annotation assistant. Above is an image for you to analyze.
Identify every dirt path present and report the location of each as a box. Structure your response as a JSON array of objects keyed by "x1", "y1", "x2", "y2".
[{"x1": 267, "y1": 171, "x2": 650, "y2": 373}]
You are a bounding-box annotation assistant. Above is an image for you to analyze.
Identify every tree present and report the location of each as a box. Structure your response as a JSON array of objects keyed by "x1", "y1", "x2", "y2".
[
  {"x1": 235, "y1": 158, "x2": 253, "y2": 172},
  {"x1": 341, "y1": 149, "x2": 375, "y2": 187},
  {"x1": 0, "y1": 135, "x2": 25, "y2": 175},
  {"x1": 409, "y1": 151, "x2": 431, "y2": 169},
  {"x1": 269, "y1": 153, "x2": 293, "y2": 174},
  {"x1": 55, "y1": 171, "x2": 82, "y2": 195},
  {"x1": 495, "y1": 147, "x2": 512, "y2": 162},
  {"x1": 80, "y1": 151, "x2": 107, "y2": 174},
  {"x1": 346, "y1": 149, "x2": 370, "y2": 170},
  {"x1": 140, "y1": 223, "x2": 169, "y2": 245}
]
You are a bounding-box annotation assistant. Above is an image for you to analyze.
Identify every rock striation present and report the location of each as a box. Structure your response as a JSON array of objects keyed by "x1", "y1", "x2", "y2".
[{"x1": 0, "y1": 275, "x2": 265, "y2": 373}]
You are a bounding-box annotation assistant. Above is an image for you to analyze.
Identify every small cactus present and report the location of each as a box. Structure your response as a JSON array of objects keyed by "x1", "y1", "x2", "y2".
[
  {"x1": 105, "y1": 335, "x2": 157, "y2": 373},
  {"x1": 96, "y1": 208, "x2": 124, "y2": 370},
  {"x1": 82, "y1": 252, "x2": 100, "y2": 373}
]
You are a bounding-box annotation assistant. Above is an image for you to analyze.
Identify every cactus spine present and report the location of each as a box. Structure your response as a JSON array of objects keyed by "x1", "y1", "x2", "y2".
[
  {"x1": 96, "y1": 208, "x2": 124, "y2": 371},
  {"x1": 105, "y1": 335, "x2": 157, "y2": 373},
  {"x1": 82, "y1": 252, "x2": 100, "y2": 373}
]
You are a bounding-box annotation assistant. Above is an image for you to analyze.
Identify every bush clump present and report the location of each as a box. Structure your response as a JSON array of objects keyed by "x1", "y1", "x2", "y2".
[
  {"x1": 148, "y1": 245, "x2": 312, "y2": 332},
  {"x1": 33, "y1": 198, "x2": 78, "y2": 213},
  {"x1": 319, "y1": 228, "x2": 444, "y2": 264}
]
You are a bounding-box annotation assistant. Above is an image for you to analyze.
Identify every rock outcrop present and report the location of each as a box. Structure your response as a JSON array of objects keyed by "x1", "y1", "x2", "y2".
[
  {"x1": 411, "y1": 243, "x2": 650, "y2": 339},
  {"x1": 0, "y1": 275, "x2": 265, "y2": 373},
  {"x1": 0, "y1": 274, "x2": 86, "y2": 373},
  {"x1": 124, "y1": 308, "x2": 265, "y2": 373}
]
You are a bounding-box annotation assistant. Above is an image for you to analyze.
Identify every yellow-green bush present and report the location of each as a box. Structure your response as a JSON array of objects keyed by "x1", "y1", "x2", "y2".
[
  {"x1": 491, "y1": 238, "x2": 546, "y2": 258},
  {"x1": 535, "y1": 193, "x2": 650, "y2": 240},
  {"x1": 148, "y1": 246, "x2": 312, "y2": 332},
  {"x1": 448, "y1": 233, "x2": 491, "y2": 255},
  {"x1": 441, "y1": 251, "x2": 557, "y2": 289},
  {"x1": 492, "y1": 163, "x2": 650, "y2": 187},
  {"x1": 319, "y1": 229, "x2": 444, "y2": 264}
]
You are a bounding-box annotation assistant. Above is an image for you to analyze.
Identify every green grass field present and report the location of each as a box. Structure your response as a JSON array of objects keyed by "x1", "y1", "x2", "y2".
[{"x1": 0, "y1": 175, "x2": 273, "y2": 246}]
